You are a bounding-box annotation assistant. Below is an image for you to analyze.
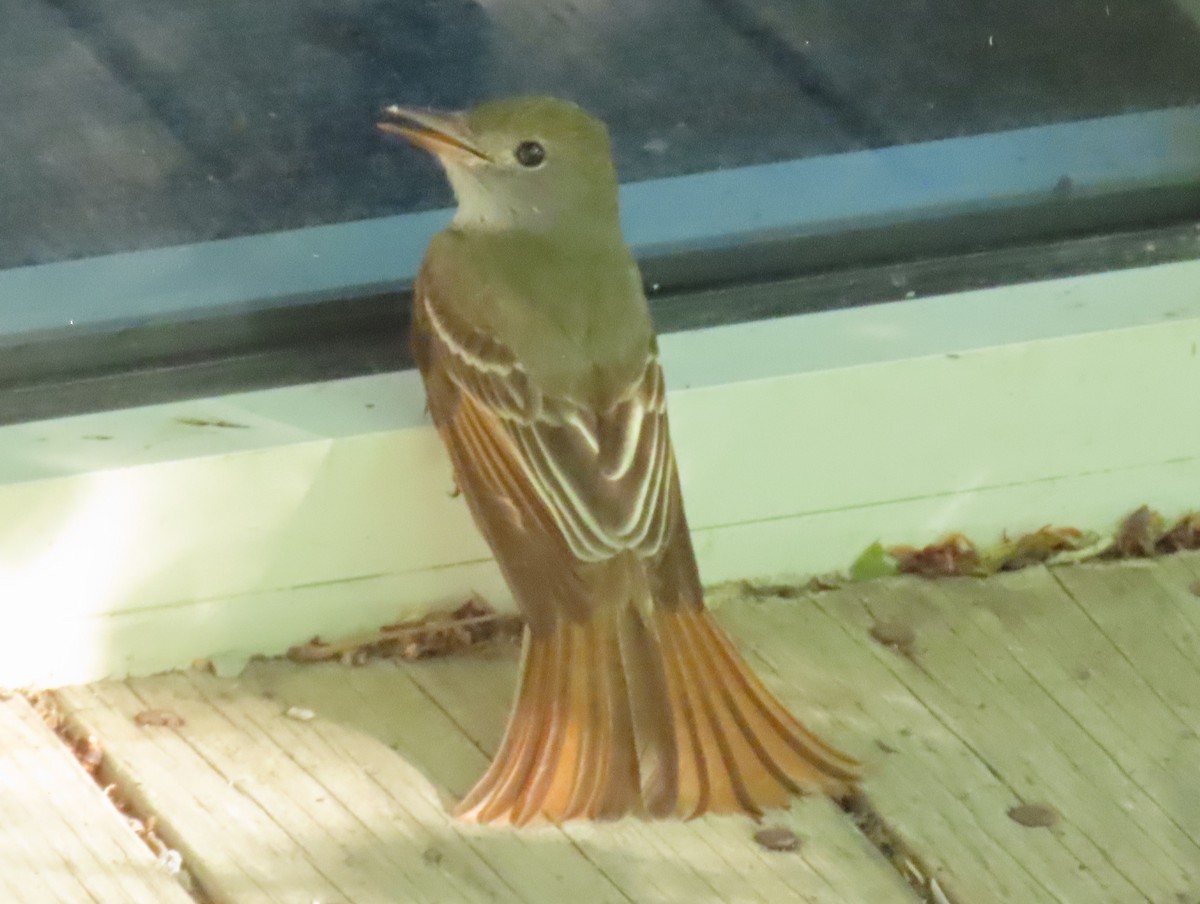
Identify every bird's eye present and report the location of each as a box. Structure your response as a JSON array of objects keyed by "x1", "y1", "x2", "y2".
[{"x1": 515, "y1": 140, "x2": 546, "y2": 168}]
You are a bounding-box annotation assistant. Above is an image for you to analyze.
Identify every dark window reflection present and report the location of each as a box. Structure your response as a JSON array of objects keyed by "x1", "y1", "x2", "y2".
[{"x1": 3, "y1": 0, "x2": 1199, "y2": 270}]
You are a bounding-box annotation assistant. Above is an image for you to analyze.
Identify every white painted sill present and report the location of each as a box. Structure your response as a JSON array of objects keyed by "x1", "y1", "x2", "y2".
[{"x1": 2, "y1": 258, "x2": 1198, "y2": 687}]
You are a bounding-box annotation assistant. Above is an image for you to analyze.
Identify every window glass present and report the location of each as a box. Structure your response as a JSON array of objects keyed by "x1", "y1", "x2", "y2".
[{"x1": 3, "y1": 0, "x2": 1199, "y2": 270}]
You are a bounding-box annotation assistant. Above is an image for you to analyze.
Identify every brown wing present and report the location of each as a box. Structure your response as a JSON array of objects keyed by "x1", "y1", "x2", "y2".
[{"x1": 412, "y1": 273, "x2": 679, "y2": 625}]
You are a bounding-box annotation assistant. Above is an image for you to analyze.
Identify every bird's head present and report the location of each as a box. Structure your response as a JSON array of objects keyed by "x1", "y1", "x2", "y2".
[{"x1": 379, "y1": 96, "x2": 620, "y2": 235}]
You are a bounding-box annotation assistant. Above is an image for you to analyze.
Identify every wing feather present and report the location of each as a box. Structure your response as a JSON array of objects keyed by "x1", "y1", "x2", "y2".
[{"x1": 416, "y1": 288, "x2": 673, "y2": 564}]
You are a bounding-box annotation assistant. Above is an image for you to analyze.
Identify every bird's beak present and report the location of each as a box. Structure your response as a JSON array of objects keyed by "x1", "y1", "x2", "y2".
[{"x1": 377, "y1": 105, "x2": 489, "y2": 164}]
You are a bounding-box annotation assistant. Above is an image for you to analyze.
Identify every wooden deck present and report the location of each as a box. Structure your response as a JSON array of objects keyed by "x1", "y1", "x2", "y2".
[{"x1": 8, "y1": 552, "x2": 1200, "y2": 902}]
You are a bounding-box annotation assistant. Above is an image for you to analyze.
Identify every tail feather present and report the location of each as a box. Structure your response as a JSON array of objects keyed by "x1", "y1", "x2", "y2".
[
  {"x1": 658, "y1": 611, "x2": 758, "y2": 815},
  {"x1": 559, "y1": 621, "x2": 602, "y2": 820},
  {"x1": 677, "y1": 610, "x2": 797, "y2": 809},
  {"x1": 614, "y1": 597, "x2": 677, "y2": 817},
  {"x1": 457, "y1": 617, "x2": 642, "y2": 825},
  {"x1": 510, "y1": 623, "x2": 577, "y2": 824},
  {"x1": 456, "y1": 595, "x2": 859, "y2": 825},
  {"x1": 653, "y1": 618, "x2": 708, "y2": 817},
  {"x1": 694, "y1": 610, "x2": 861, "y2": 782},
  {"x1": 587, "y1": 613, "x2": 645, "y2": 820},
  {"x1": 519, "y1": 619, "x2": 629, "y2": 823},
  {"x1": 676, "y1": 609, "x2": 864, "y2": 801},
  {"x1": 455, "y1": 636, "x2": 548, "y2": 822}
]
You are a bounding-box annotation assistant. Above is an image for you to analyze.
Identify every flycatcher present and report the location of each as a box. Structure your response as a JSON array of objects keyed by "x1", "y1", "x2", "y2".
[{"x1": 379, "y1": 96, "x2": 860, "y2": 824}]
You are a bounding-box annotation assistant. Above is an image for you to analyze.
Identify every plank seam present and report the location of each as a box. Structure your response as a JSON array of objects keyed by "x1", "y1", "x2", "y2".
[
  {"x1": 1044, "y1": 567, "x2": 1200, "y2": 862},
  {"x1": 920, "y1": 581, "x2": 1158, "y2": 902},
  {"x1": 228, "y1": 669, "x2": 539, "y2": 904},
  {"x1": 805, "y1": 595, "x2": 1076, "y2": 904},
  {"x1": 1049, "y1": 564, "x2": 1200, "y2": 730},
  {"x1": 122, "y1": 679, "x2": 362, "y2": 903},
  {"x1": 839, "y1": 792, "x2": 962, "y2": 904},
  {"x1": 32, "y1": 690, "x2": 211, "y2": 903}
]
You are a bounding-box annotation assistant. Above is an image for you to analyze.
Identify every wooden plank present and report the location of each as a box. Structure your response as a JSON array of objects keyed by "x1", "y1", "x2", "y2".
[
  {"x1": 898, "y1": 574, "x2": 1196, "y2": 899},
  {"x1": 1050, "y1": 552, "x2": 1200, "y2": 839},
  {"x1": 59, "y1": 681, "x2": 346, "y2": 903},
  {"x1": 230, "y1": 660, "x2": 631, "y2": 904},
  {"x1": 58, "y1": 670, "x2": 628, "y2": 904},
  {"x1": 718, "y1": 586, "x2": 1078, "y2": 904},
  {"x1": 0, "y1": 694, "x2": 194, "y2": 904},
  {"x1": 715, "y1": 555, "x2": 1200, "y2": 903},
  {"x1": 59, "y1": 649, "x2": 913, "y2": 903}
]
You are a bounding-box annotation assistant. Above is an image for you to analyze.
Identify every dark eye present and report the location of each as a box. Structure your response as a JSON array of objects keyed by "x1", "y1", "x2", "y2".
[{"x1": 515, "y1": 140, "x2": 546, "y2": 168}]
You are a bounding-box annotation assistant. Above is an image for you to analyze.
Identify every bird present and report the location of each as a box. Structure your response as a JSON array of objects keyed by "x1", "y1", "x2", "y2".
[{"x1": 378, "y1": 96, "x2": 860, "y2": 825}]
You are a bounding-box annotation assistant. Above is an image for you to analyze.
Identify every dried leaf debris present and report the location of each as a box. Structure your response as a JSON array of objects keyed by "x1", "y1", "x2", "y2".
[
  {"x1": 862, "y1": 507, "x2": 1200, "y2": 583},
  {"x1": 890, "y1": 533, "x2": 979, "y2": 578},
  {"x1": 22, "y1": 692, "x2": 196, "y2": 890},
  {"x1": 842, "y1": 792, "x2": 960, "y2": 904},
  {"x1": 1159, "y1": 512, "x2": 1200, "y2": 554},
  {"x1": 736, "y1": 505, "x2": 1199, "y2": 602},
  {"x1": 133, "y1": 709, "x2": 186, "y2": 729},
  {"x1": 287, "y1": 597, "x2": 523, "y2": 665},
  {"x1": 1110, "y1": 506, "x2": 1200, "y2": 557}
]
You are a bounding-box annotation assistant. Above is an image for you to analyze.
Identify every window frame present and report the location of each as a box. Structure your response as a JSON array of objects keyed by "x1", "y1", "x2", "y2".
[{"x1": 2, "y1": 104, "x2": 1199, "y2": 424}]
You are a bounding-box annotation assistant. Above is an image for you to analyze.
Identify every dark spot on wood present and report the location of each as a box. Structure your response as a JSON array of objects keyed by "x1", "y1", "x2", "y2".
[
  {"x1": 82, "y1": 435, "x2": 113, "y2": 441},
  {"x1": 133, "y1": 709, "x2": 186, "y2": 729},
  {"x1": 1007, "y1": 802, "x2": 1059, "y2": 828},
  {"x1": 174, "y1": 417, "x2": 250, "y2": 429},
  {"x1": 753, "y1": 826, "x2": 801, "y2": 852},
  {"x1": 869, "y1": 620, "x2": 916, "y2": 657},
  {"x1": 422, "y1": 847, "x2": 444, "y2": 866}
]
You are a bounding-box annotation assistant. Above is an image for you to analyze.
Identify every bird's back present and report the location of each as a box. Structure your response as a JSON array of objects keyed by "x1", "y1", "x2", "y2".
[{"x1": 418, "y1": 227, "x2": 654, "y2": 411}]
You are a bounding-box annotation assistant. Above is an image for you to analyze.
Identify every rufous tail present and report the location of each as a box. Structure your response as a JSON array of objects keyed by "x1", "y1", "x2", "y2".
[{"x1": 455, "y1": 602, "x2": 860, "y2": 825}]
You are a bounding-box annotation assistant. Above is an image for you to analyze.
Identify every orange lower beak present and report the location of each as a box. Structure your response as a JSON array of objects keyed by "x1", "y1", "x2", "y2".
[{"x1": 377, "y1": 105, "x2": 489, "y2": 163}]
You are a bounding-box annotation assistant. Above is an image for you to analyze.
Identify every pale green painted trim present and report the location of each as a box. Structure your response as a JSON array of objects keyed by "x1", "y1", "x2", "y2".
[
  {"x1": 4, "y1": 257, "x2": 1198, "y2": 486},
  {"x1": 1, "y1": 259, "x2": 1198, "y2": 686}
]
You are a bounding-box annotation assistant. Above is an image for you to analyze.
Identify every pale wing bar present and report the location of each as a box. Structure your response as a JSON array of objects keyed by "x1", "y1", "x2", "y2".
[{"x1": 420, "y1": 293, "x2": 674, "y2": 562}]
